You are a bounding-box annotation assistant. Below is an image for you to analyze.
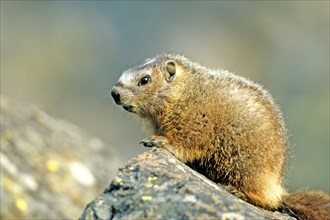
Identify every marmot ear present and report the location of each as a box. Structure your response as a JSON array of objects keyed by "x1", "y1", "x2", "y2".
[{"x1": 164, "y1": 60, "x2": 176, "y2": 82}]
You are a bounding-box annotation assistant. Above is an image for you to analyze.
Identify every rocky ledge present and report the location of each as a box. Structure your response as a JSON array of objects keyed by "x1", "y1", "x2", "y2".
[{"x1": 80, "y1": 148, "x2": 295, "y2": 220}]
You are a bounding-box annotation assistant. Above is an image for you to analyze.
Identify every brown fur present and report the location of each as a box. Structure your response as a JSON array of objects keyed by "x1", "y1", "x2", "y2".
[
  {"x1": 111, "y1": 54, "x2": 330, "y2": 219},
  {"x1": 282, "y1": 191, "x2": 330, "y2": 220}
]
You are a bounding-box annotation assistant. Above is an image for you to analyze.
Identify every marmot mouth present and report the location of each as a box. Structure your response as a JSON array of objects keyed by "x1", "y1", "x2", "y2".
[{"x1": 123, "y1": 105, "x2": 134, "y2": 113}]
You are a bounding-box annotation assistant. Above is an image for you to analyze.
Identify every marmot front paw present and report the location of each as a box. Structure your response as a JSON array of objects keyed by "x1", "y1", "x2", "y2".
[{"x1": 140, "y1": 136, "x2": 169, "y2": 148}]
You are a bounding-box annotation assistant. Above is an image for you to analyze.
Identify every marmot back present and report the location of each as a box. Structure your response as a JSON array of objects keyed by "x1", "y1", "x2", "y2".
[{"x1": 111, "y1": 54, "x2": 330, "y2": 220}]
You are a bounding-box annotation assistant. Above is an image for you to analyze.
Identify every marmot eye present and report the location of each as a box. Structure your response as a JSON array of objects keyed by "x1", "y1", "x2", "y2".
[{"x1": 138, "y1": 76, "x2": 151, "y2": 86}]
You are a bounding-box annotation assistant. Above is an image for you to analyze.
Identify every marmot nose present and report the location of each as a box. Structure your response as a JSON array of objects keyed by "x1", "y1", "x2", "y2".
[{"x1": 111, "y1": 88, "x2": 121, "y2": 105}]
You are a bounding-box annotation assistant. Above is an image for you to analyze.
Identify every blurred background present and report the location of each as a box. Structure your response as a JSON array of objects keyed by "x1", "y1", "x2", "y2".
[{"x1": 1, "y1": 1, "x2": 329, "y2": 193}]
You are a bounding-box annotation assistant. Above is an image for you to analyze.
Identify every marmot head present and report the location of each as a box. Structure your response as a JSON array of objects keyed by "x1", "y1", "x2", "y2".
[{"x1": 111, "y1": 54, "x2": 186, "y2": 118}]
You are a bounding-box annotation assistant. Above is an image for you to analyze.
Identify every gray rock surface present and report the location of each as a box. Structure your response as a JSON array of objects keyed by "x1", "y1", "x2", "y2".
[
  {"x1": 0, "y1": 96, "x2": 122, "y2": 219},
  {"x1": 80, "y1": 148, "x2": 296, "y2": 220}
]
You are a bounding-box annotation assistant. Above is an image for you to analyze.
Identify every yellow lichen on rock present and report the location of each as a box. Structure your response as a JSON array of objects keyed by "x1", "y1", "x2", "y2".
[
  {"x1": 141, "y1": 195, "x2": 152, "y2": 201},
  {"x1": 46, "y1": 159, "x2": 59, "y2": 172},
  {"x1": 15, "y1": 198, "x2": 28, "y2": 213},
  {"x1": 147, "y1": 176, "x2": 157, "y2": 182}
]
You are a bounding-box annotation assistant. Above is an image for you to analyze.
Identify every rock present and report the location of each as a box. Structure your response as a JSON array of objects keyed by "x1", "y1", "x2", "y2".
[
  {"x1": 0, "y1": 96, "x2": 122, "y2": 219},
  {"x1": 80, "y1": 148, "x2": 296, "y2": 220}
]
